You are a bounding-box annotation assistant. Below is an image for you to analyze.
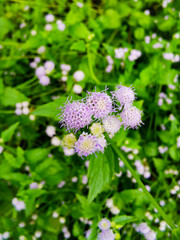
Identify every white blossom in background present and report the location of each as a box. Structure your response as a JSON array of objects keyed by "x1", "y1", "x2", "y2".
[
  {"x1": 46, "y1": 126, "x2": 56, "y2": 137},
  {"x1": 82, "y1": 175, "x2": 88, "y2": 184},
  {"x1": 144, "y1": 9, "x2": 150, "y2": 15},
  {"x1": 45, "y1": 14, "x2": 54, "y2": 22},
  {"x1": 73, "y1": 70, "x2": 85, "y2": 82},
  {"x1": 60, "y1": 64, "x2": 71, "y2": 81},
  {"x1": 34, "y1": 231, "x2": 42, "y2": 238},
  {"x1": 145, "y1": 36, "x2": 151, "y2": 44},
  {"x1": 35, "y1": 66, "x2": 46, "y2": 78},
  {"x1": 115, "y1": 47, "x2": 128, "y2": 59},
  {"x1": 73, "y1": 84, "x2": 83, "y2": 94},
  {"x1": 63, "y1": 147, "x2": 75, "y2": 156},
  {"x1": 51, "y1": 136, "x2": 61, "y2": 146},
  {"x1": 31, "y1": 30, "x2": 36, "y2": 36},
  {"x1": 128, "y1": 49, "x2": 142, "y2": 61},
  {"x1": 52, "y1": 211, "x2": 59, "y2": 218},
  {"x1": 57, "y1": 180, "x2": 66, "y2": 188},
  {"x1": 15, "y1": 102, "x2": 30, "y2": 116},
  {"x1": 12, "y1": 198, "x2": 25, "y2": 211},
  {"x1": 77, "y1": 2, "x2": 83, "y2": 7},
  {"x1": 34, "y1": 57, "x2": 41, "y2": 63},
  {"x1": 44, "y1": 61, "x2": 55, "y2": 73},
  {"x1": 177, "y1": 136, "x2": 180, "y2": 148},
  {"x1": 153, "y1": 43, "x2": 163, "y2": 49},
  {"x1": 105, "y1": 55, "x2": 114, "y2": 73},
  {"x1": 37, "y1": 46, "x2": 46, "y2": 54},
  {"x1": 2, "y1": 232, "x2": 10, "y2": 239},
  {"x1": 0, "y1": 146, "x2": 4, "y2": 154},
  {"x1": 30, "y1": 62, "x2": 37, "y2": 68},
  {"x1": 57, "y1": 20, "x2": 66, "y2": 31},
  {"x1": 45, "y1": 24, "x2": 52, "y2": 31},
  {"x1": 20, "y1": 22, "x2": 26, "y2": 28},
  {"x1": 39, "y1": 75, "x2": 50, "y2": 86}
]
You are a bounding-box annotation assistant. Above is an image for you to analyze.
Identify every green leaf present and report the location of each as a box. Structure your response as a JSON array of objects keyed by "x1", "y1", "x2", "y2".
[
  {"x1": 69, "y1": 23, "x2": 92, "y2": 40},
  {"x1": 0, "y1": 17, "x2": 13, "y2": 40},
  {"x1": 144, "y1": 142, "x2": 158, "y2": 157},
  {"x1": 1, "y1": 122, "x2": 19, "y2": 143},
  {"x1": 112, "y1": 215, "x2": 137, "y2": 226},
  {"x1": 172, "y1": 228, "x2": 180, "y2": 240},
  {"x1": 169, "y1": 146, "x2": 180, "y2": 161},
  {"x1": 16, "y1": 146, "x2": 25, "y2": 168},
  {"x1": 76, "y1": 194, "x2": 101, "y2": 218},
  {"x1": 25, "y1": 148, "x2": 50, "y2": 165},
  {"x1": 134, "y1": 27, "x2": 145, "y2": 40},
  {"x1": 0, "y1": 87, "x2": 29, "y2": 106},
  {"x1": 158, "y1": 17, "x2": 176, "y2": 32},
  {"x1": 99, "y1": 9, "x2": 121, "y2": 29},
  {"x1": 0, "y1": 78, "x2": 3, "y2": 94},
  {"x1": 87, "y1": 149, "x2": 114, "y2": 202},
  {"x1": 70, "y1": 40, "x2": 86, "y2": 52},
  {"x1": 152, "y1": 158, "x2": 166, "y2": 172},
  {"x1": 4, "y1": 152, "x2": 17, "y2": 168},
  {"x1": 32, "y1": 97, "x2": 67, "y2": 119}
]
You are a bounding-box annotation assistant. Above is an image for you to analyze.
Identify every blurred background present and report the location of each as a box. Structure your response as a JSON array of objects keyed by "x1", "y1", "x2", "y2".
[{"x1": 0, "y1": 0, "x2": 180, "y2": 239}]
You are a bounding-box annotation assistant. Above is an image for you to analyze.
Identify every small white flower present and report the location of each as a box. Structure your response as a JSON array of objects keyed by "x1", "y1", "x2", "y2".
[
  {"x1": 45, "y1": 14, "x2": 54, "y2": 22},
  {"x1": 73, "y1": 70, "x2": 85, "y2": 82},
  {"x1": 45, "y1": 126, "x2": 56, "y2": 137},
  {"x1": 73, "y1": 84, "x2": 83, "y2": 94},
  {"x1": 51, "y1": 136, "x2": 61, "y2": 146}
]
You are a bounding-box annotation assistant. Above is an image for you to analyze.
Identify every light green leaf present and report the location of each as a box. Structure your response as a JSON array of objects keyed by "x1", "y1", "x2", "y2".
[
  {"x1": 32, "y1": 97, "x2": 67, "y2": 119},
  {"x1": 0, "y1": 17, "x2": 13, "y2": 40},
  {"x1": 25, "y1": 148, "x2": 50, "y2": 165},
  {"x1": 76, "y1": 194, "x2": 101, "y2": 218},
  {"x1": 4, "y1": 152, "x2": 17, "y2": 168},
  {"x1": 70, "y1": 40, "x2": 86, "y2": 52},
  {"x1": 172, "y1": 228, "x2": 180, "y2": 240},
  {"x1": 87, "y1": 149, "x2": 114, "y2": 202},
  {"x1": 112, "y1": 215, "x2": 137, "y2": 226},
  {"x1": 0, "y1": 87, "x2": 29, "y2": 106},
  {"x1": 1, "y1": 122, "x2": 19, "y2": 143}
]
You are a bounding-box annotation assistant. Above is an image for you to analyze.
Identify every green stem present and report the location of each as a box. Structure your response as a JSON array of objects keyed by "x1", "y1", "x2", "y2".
[
  {"x1": 107, "y1": 136, "x2": 177, "y2": 230},
  {"x1": 87, "y1": 45, "x2": 100, "y2": 85}
]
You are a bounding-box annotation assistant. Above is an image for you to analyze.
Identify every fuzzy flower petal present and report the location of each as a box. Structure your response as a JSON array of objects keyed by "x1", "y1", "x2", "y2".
[
  {"x1": 120, "y1": 106, "x2": 143, "y2": 129},
  {"x1": 86, "y1": 91, "x2": 113, "y2": 119},
  {"x1": 98, "y1": 218, "x2": 111, "y2": 231},
  {"x1": 98, "y1": 229, "x2": 115, "y2": 240},
  {"x1": 59, "y1": 100, "x2": 92, "y2": 132},
  {"x1": 74, "y1": 132, "x2": 99, "y2": 158},
  {"x1": 111, "y1": 85, "x2": 136, "y2": 107}
]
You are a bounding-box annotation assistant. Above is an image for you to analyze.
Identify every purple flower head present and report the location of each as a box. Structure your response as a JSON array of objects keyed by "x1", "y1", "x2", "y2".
[
  {"x1": 98, "y1": 229, "x2": 115, "y2": 240},
  {"x1": 86, "y1": 89, "x2": 113, "y2": 119},
  {"x1": 98, "y1": 218, "x2": 111, "y2": 231},
  {"x1": 59, "y1": 100, "x2": 92, "y2": 132},
  {"x1": 111, "y1": 85, "x2": 136, "y2": 107},
  {"x1": 74, "y1": 132, "x2": 100, "y2": 158},
  {"x1": 120, "y1": 105, "x2": 143, "y2": 129}
]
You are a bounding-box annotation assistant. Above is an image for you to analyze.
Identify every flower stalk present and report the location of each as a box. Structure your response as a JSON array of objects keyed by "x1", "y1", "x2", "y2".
[{"x1": 107, "y1": 135, "x2": 177, "y2": 230}]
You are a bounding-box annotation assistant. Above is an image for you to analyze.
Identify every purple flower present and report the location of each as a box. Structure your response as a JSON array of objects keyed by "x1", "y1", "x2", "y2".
[
  {"x1": 59, "y1": 100, "x2": 92, "y2": 132},
  {"x1": 74, "y1": 132, "x2": 100, "y2": 158},
  {"x1": 98, "y1": 218, "x2": 111, "y2": 231},
  {"x1": 111, "y1": 85, "x2": 136, "y2": 107},
  {"x1": 98, "y1": 229, "x2": 115, "y2": 240},
  {"x1": 86, "y1": 90, "x2": 113, "y2": 119},
  {"x1": 120, "y1": 105, "x2": 143, "y2": 129}
]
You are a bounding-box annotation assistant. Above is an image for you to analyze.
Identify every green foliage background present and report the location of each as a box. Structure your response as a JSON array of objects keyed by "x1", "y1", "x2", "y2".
[{"x1": 0, "y1": 0, "x2": 180, "y2": 239}]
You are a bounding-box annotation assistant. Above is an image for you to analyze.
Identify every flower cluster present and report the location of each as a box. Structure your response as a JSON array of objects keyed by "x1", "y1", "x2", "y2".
[
  {"x1": 98, "y1": 218, "x2": 115, "y2": 240},
  {"x1": 58, "y1": 85, "x2": 143, "y2": 158}
]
